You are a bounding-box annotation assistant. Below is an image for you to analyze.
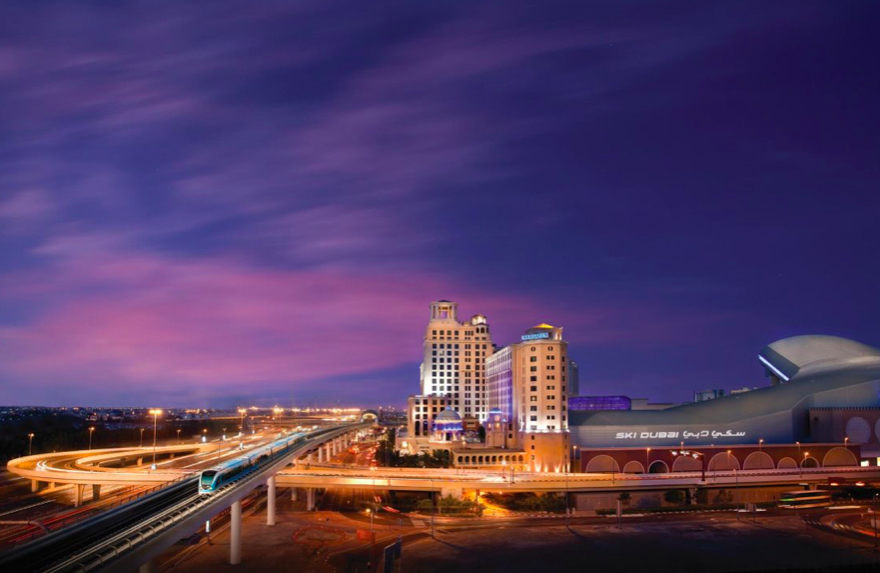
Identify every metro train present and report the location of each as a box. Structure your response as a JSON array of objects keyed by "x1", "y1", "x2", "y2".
[{"x1": 198, "y1": 431, "x2": 308, "y2": 494}]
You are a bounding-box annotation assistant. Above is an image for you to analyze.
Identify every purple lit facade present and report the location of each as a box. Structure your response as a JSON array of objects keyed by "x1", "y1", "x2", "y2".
[{"x1": 569, "y1": 396, "x2": 632, "y2": 411}]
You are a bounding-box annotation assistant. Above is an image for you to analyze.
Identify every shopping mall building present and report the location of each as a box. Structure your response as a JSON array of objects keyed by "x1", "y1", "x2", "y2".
[{"x1": 572, "y1": 335, "x2": 880, "y2": 473}]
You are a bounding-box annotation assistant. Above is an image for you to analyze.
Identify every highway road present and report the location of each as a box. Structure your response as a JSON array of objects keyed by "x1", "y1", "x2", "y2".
[
  {"x1": 0, "y1": 433, "x2": 288, "y2": 548},
  {"x1": 0, "y1": 422, "x2": 368, "y2": 572}
]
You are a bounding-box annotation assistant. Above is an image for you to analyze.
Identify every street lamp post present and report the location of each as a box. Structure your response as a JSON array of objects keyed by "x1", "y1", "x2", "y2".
[
  {"x1": 734, "y1": 466, "x2": 739, "y2": 513},
  {"x1": 365, "y1": 507, "x2": 375, "y2": 569},
  {"x1": 88, "y1": 426, "x2": 95, "y2": 450},
  {"x1": 176, "y1": 429, "x2": 181, "y2": 444},
  {"x1": 565, "y1": 470, "x2": 570, "y2": 526},
  {"x1": 140, "y1": 428, "x2": 145, "y2": 448},
  {"x1": 845, "y1": 436, "x2": 849, "y2": 451},
  {"x1": 873, "y1": 493, "x2": 878, "y2": 552},
  {"x1": 28, "y1": 433, "x2": 34, "y2": 456},
  {"x1": 149, "y1": 409, "x2": 162, "y2": 469},
  {"x1": 430, "y1": 478, "x2": 436, "y2": 539},
  {"x1": 202, "y1": 428, "x2": 207, "y2": 443},
  {"x1": 759, "y1": 438, "x2": 764, "y2": 452},
  {"x1": 646, "y1": 447, "x2": 651, "y2": 475},
  {"x1": 238, "y1": 409, "x2": 247, "y2": 450}
]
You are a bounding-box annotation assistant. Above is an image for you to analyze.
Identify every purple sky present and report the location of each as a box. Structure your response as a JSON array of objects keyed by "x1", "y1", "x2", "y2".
[{"x1": 1, "y1": 2, "x2": 878, "y2": 408}]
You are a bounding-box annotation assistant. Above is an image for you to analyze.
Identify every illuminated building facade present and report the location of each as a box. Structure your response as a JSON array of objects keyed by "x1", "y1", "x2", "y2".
[
  {"x1": 486, "y1": 323, "x2": 571, "y2": 472},
  {"x1": 419, "y1": 300, "x2": 494, "y2": 421},
  {"x1": 571, "y1": 335, "x2": 880, "y2": 464},
  {"x1": 406, "y1": 394, "x2": 450, "y2": 439}
]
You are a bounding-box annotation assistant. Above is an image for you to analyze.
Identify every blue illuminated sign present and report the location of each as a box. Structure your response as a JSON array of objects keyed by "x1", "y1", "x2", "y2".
[{"x1": 521, "y1": 332, "x2": 550, "y2": 341}]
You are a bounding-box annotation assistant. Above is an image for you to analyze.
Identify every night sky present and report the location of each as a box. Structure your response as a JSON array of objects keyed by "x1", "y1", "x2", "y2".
[{"x1": 1, "y1": 2, "x2": 878, "y2": 408}]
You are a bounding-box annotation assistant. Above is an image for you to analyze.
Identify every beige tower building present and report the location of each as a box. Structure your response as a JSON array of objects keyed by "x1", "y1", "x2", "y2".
[
  {"x1": 486, "y1": 323, "x2": 570, "y2": 472},
  {"x1": 419, "y1": 300, "x2": 494, "y2": 421}
]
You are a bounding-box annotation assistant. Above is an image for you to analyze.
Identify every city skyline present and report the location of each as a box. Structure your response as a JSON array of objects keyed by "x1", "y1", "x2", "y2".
[{"x1": 2, "y1": 2, "x2": 879, "y2": 408}]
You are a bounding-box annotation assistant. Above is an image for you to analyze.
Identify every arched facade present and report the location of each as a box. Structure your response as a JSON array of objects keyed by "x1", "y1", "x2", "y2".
[
  {"x1": 454, "y1": 452, "x2": 527, "y2": 469},
  {"x1": 648, "y1": 460, "x2": 669, "y2": 473},
  {"x1": 822, "y1": 447, "x2": 859, "y2": 467},
  {"x1": 622, "y1": 461, "x2": 645, "y2": 474},
  {"x1": 707, "y1": 452, "x2": 740, "y2": 471},
  {"x1": 585, "y1": 454, "x2": 620, "y2": 473},
  {"x1": 777, "y1": 456, "x2": 797, "y2": 469},
  {"x1": 742, "y1": 451, "x2": 774, "y2": 470},
  {"x1": 671, "y1": 455, "x2": 702, "y2": 472},
  {"x1": 802, "y1": 456, "x2": 819, "y2": 468}
]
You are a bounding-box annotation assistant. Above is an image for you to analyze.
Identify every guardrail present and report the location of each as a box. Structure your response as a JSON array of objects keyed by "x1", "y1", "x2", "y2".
[
  {"x1": 1, "y1": 473, "x2": 196, "y2": 549},
  {"x1": 26, "y1": 423, "x2": 368, "y2": 573}
]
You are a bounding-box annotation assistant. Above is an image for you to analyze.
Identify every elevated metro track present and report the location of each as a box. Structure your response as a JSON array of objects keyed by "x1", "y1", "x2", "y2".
[{"x1": 0, "y1": 422, "x2": 370, "y2": 572}]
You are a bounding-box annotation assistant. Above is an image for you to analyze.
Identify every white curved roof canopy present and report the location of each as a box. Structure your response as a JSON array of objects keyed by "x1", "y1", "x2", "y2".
[{"x1": 760, "y1": 335, "x2": 880, "y2": 381}]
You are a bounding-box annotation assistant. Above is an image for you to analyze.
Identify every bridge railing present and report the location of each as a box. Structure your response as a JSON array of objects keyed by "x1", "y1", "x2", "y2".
[{"x1": 2, "y1": 473, "x2": 194, "y2": 549}]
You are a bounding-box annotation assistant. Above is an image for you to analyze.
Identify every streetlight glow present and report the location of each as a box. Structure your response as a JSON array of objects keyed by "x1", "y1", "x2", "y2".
[{"x1": 149, "y1": 409, "x2": 162, "y2": 469}]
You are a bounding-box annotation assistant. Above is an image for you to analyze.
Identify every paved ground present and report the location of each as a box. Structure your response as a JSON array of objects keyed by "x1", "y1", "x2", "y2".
[
  {"x1": 401, "y1": 515, "x2": 878, "y2": 573},
  {"x1": 158, "y1": 493, "x2": 410, "y2": 573},
  {"x1": 157, "y1": 495, "x2": 880, "y2": 573}
]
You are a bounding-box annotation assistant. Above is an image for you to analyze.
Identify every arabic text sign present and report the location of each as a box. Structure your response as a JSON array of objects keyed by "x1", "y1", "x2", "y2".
[{"x1": 614, "y1": 429, "x2": 747, "y2": 440}]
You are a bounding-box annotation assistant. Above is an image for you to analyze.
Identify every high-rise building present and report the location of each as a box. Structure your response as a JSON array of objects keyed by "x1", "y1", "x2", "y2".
[
  {"x1": 419, "y1": 300, "x2": 494, "y2": 420},
  {"x1": 486, "y1": 323, "x2": 570, "y2": 472},
  {"x1": 568, "y1": 359, "x2": 580, "y2": 396}
]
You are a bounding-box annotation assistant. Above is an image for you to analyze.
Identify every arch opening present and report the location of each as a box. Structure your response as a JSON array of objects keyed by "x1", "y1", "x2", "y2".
[
  {"x1": 585, "y1": 455, "x2": 621, "y2": 473},
  {"x1": 743, "y1": 451, "x2": 774, "y2": 470},
  {"x1": 777, "y1": 456, "x2": 797, "y2": 469},
  {"x1": 648, "y1": 460, "x2": 669, "y2": 474},
  {"x1": 672, "y1": 455, "x2": 702, "y2": 472},
  {"x1": 622, "y1": 461, "x2": 645, "y2": 474},
  {"x1": 822, "y1": 447, "x2": 859, "y2": 467},
  {"x1": 707, "y1": 452, "x2": 740, "y2": 471}
]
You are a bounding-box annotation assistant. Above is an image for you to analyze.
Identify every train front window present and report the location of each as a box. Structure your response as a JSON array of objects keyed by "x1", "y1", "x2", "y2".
[{"x1": 200, "y1": 471, "x2": 217, "y2": 486}]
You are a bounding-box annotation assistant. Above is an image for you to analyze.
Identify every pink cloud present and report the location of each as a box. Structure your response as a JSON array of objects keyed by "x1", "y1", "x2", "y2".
[{"x1": 0, "y1": 250, "x2": 618, "y2": 401}]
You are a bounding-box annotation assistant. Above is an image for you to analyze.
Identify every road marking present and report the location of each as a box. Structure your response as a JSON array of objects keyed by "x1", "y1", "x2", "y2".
[{"x1": 0, "y1": 500, "x2": 53, "y2": 518}]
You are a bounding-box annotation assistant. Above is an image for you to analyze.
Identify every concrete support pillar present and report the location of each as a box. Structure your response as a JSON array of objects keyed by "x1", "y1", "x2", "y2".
[
  {"x1": 230, "y1": 500, "x2": 242, "y2": 565},
  {"x1": 74, "y1": 484, "x2": 85, "y2": 507},
  {"x1": 317, "y1": 448, "x2": 324, "y2": 463},
  {"x1": 138, "y1": 560, "x2": 156, "y2": 573},
  {"x1": 137, "y1": 457, "x2": 143, "y2": 466},
  {"x1": 306, "y1": 488, "x2": 316, "y2": 511},
  {"x1": 267, "y1": 476, "x2": 276, "y2": 526},
  {"x1": 291, "y1": 487, "x2": 298, "y2": 502},
  {"x1": 31, "y1": 480, "x2": 39, "y2": 493},
  {"x1": 50, "y1": 482, "x2": 56, "y2": 489},
  {"x1": 92, "y1": 484, "x2": 101, "y2": 501}
]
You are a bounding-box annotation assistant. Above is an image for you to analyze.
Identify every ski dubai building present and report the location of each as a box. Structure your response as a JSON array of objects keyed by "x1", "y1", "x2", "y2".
[{"x1": 570, "y1": 336, "x2": 880, "y2": 465}]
